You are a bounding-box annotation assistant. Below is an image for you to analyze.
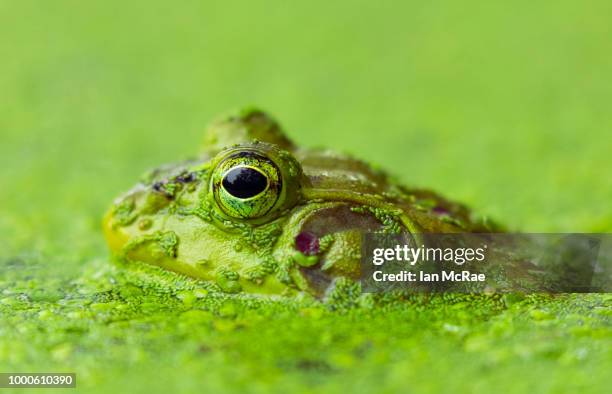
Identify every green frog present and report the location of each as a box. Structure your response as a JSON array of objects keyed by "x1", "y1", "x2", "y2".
[{"x1": 103, "y1": 108, "x2": 501, "y2": 297}]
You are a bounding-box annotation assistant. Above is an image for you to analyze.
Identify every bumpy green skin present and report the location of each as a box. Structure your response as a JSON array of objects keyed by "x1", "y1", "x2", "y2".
[{"x1": 104, "y1": 109, "x2": 500, "y2": 297}]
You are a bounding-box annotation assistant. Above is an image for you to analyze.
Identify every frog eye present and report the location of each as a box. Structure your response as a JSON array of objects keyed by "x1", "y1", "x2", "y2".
[
  {"x1": 222, "y1": 166, "x2": 269, "y2": 199},
  {"x1": 211, "y1": 151, "x2": 282, "y2": 219}
]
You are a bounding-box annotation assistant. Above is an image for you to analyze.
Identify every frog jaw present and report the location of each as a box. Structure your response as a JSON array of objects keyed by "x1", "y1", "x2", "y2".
[{"x1": 103, "y1": 202, "x2": 294, "y2": 295}]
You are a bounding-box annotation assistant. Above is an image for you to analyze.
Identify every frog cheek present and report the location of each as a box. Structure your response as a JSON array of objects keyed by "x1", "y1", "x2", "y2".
[
  {"x1": 285, "y1": 228, "x2": 365, "y2": 297},
  {"x1": 281, "y1": 204, "x2": 378, "y2": 296}
]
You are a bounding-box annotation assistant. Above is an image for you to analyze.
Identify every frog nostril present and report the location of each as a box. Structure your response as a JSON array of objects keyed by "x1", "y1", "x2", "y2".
[{"x1": 295, "y1": 231, "x2": 320, "y2": 256}]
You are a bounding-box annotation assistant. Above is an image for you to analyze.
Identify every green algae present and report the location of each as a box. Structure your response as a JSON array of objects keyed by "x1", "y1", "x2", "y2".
[
  {"x1": 111, "y1": 198, "x2": 137, "y2": 228},
  {"x1": 350, "y1": 205, "x2": 403, "y2": 234},
  {"x1": 1, "y1": 255, "x2": 610, "y2": 394},
  {"x1": 122, "y1": 230, "x2": 180, "y2": 259}
]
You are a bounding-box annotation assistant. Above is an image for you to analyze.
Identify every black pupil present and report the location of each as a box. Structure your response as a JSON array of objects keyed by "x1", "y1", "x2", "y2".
[{"x1": 222, "y1": 167, "x2": 268, "y2": 199}]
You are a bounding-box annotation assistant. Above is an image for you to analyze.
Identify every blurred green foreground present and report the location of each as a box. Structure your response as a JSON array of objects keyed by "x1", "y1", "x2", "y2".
[{"x1": 0, "y1": 1, "x2": 610, "y2": 393}]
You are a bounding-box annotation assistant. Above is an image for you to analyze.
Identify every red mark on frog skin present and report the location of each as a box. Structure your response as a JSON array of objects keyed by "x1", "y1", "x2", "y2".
[
  {"x1": 295, "y1": 232, "x2": 320, "y2": 256},
  {"x1": 432, "y1": 206, "x2": 450, "y2": 215}
]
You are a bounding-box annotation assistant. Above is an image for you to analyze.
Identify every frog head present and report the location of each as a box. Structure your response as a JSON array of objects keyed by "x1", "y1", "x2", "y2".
[{"x1": 104, "y1": 109, "x2": 484, "y2": 296}]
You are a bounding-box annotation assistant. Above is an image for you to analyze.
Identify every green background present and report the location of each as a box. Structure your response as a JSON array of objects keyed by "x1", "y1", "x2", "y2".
[{"x1": 0, "y1": 1, "x2": 610, "y2": 393}]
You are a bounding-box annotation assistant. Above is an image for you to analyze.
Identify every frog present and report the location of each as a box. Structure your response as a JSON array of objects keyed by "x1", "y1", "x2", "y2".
[{"x1": 103, "y1": 108, "x2": 504, "y2": 297}]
